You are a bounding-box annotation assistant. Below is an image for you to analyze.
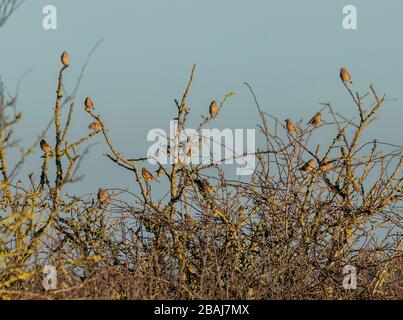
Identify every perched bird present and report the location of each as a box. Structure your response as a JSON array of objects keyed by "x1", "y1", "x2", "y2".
[
  {"x1": 97, "y1": 188, "x2": 107, "y2": 203},
  {"x1": 336, "y1": 128, "x2": 345, "y2": 140},
  {"x1": 340, "y1": 67, "x2": 352, "y2": 84},
  {"x1": 195, "y1": 178, "x2": 213, "y2": 194},
  {"x1": 300, "y1": 159, "x2": 315, "y2": 173},
  {"x1": 285, "y1": 119, "x2": 297, "y2": 135},
  {"x1": 88, "y1": 121, "x2": 102, "y2": 131},
  {"x1": 85, "y1": 97, "x2": 94, "y2": 111},
  {"x1": 307, "y1": 112, "x2": 321, "y2": 126},
  {"x1": 40, "y1": 139, "x2": 53, "y2": 153},
  {"x1": 185, "y1": 145, "x2": 192, "y2": 157},
  {"x1": 184, "y1": 137, "x2": 193, "y2": 158},
  {"x1": 320, "y1": 156, "x2": 331, "y2": 172},
  {"x1": 61, "y1": 51, "x2": 69, "y2": 67},
  {"x1": 209, "y1": 100, "x2": 218, "y2": 119},
  {"x1": 341, "y1": 147, "x2": 347, "y2": 159},
  {"x1": 352, "y1": 180, "x2": 361, "y2": 193},
  {"x1": 142, "y1": 168, "x2": 155, "y2": 183},
  {"x1": 185, "y1": 212, "x2": 193, "y2": 226},
  {"x1": 156, "y1": 166, "x2": 164, "y2": 177}
]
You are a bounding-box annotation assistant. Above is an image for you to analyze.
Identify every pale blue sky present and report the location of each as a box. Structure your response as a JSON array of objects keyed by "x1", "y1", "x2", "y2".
[{"x1": 0, "y1": 0, "x2": 402, "y2": 195}]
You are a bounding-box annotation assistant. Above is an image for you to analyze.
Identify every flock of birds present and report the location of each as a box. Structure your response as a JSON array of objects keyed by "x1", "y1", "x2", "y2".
[
  {"x1": 285, "y1": 67, "x2": 352, "y2": 136},
  {"x1": 285, "y1": 67, "x2": 352, "y2": 173},
  {"x1": 39, "y1": 51, "x2": 354, "y2": 204}
]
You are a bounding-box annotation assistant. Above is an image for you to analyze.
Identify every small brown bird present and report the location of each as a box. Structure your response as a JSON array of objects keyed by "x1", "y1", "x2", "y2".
[
  {"x1": 300, "y1": 159, "x2": 315, "y2": 173},
  {"x1": 336, "y1": 128, "x2": 345, "y2": 140},
  {"x1": 156, "y1": 166, "x2": 164, "y2": 177},
  {"x1": 307, "y1": 112, "x2": 321, "y2": 126},
  {"x1": 61, "y1": 51, "x2": 69, "y2": 67},
  {"x1": 85, "y1": 97, "x2": 94, "y2": 111},
  {"x1": 352, "y1": 180, "x2": 361, "y2": 193},
  {"x1": 185, "y1": 145, "x2": 192, "y2": 157},
  {"x1": 320, "y1": 156, "x2": 331, "y2": 172},
  {"x1": 40, "y1": 139, "x2": 53, "y2": 153},
  {"x1": 97, "y1": 188, "x2": 107, "y2": 203},
  {"x1": 340, "y1": 67, "x2": 352, "y2": 84},
  {"x1": 184, "y1": 137, "x2": 193, "y2": 158},
  {"x1": 341, "y1": 147, "x2": 347, "y2": 159},
  {"x1": 209, "y1": 100, "x2": 218, "y2": 119},
  {"x1": 195, "y1": 179, "x2": 213, "y2": 194},
  {"x1": 185, "y1": 212, "x2": 193, "y2": 226},
  {"x1": 142, "y1": 168, "x2": 155, "y2": 183},
  {"x1": 88, "y1": 121, "x2": 102, "y2": 131},
  {"x1": 285, "y1": 119, "x2": 297, "y2": 135}
]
